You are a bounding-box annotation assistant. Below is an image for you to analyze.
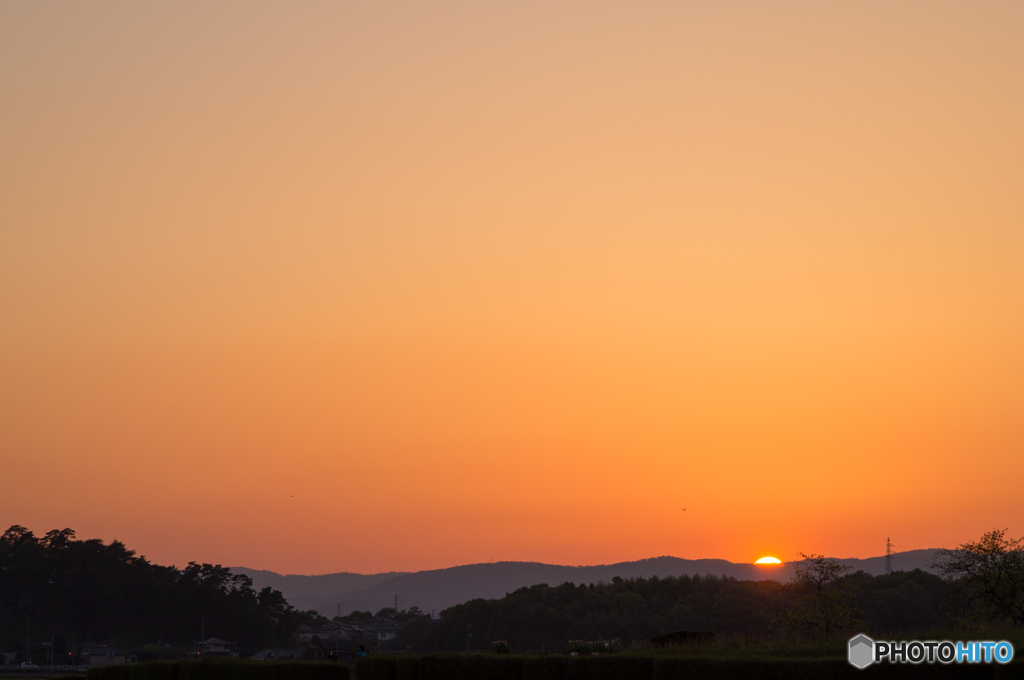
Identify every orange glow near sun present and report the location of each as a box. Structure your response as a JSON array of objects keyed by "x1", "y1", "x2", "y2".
[{"x1": 755, "y1": 557, "x2": 782, "y2": 565}]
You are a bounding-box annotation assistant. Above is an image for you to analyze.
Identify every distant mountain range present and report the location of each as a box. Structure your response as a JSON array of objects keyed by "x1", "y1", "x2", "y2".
[{"x1": 232, "y1": 549, "x2": 943, "y2": 617}]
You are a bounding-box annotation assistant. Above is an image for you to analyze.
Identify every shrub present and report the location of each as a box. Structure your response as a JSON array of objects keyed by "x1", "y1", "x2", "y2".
[
  {"x1": 565, "y1": 641, "x2": 619, "y2": 655},
  {"x1": 353, "y1": 656, "x2": 396, "y2": 680}
]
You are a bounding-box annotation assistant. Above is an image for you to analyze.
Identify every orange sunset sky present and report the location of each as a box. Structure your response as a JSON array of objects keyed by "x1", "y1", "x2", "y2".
[{"x1": 2, "y1": 1, "x2": 1022, "y2": 576}]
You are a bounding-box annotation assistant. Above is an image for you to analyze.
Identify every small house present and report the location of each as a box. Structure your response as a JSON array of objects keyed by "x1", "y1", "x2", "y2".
[
  {"x1": 198, "y1": 638, "x2": 235, "y2": 657},
  {"x1": 80, "y1": 644, "x2": 127, "y2": 666}
]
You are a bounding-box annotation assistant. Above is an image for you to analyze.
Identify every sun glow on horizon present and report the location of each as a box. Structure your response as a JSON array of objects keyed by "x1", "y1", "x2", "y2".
[{"x1": 755, "y1": 557, "x2": 782, "y2": 565}]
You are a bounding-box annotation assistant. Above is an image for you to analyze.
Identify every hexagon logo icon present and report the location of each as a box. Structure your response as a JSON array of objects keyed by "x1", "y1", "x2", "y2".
[{"x1": 848, "y1": 634, "x2": 874, "y2": 669}]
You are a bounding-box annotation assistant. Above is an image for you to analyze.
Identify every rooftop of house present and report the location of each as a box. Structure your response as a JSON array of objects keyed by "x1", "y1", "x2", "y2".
[
  {"x1": 249, "y1": 649, "x2": 303, "y2": 660},
  {"x1": 81, "y1": 645, "x2": 125, "y2": 655},
  {"x1": 199, "y1": 638, "x2": 233, "y2": 646}
]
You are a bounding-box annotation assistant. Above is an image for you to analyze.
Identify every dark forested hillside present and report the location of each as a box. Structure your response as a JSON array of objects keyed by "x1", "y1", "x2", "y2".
[
  {"x1": 393, "y1": 569, "x2": 951, "y2": 653},
  {"x1": 0, "y1": 526, "x2": 306, "y2": 657}
]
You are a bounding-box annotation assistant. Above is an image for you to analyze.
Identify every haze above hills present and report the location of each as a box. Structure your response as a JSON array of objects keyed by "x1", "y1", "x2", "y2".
[{"x1": 232, "y1": 550, "x2": 942, "y2": 617}]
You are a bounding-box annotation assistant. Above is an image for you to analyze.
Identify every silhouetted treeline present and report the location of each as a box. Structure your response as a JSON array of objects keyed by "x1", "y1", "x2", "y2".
[
  {"x1": 0, "y1": 524, "x2": 958, "y2": 659},
  {"x1": 0, "y1": 526, "x2": 308, "y2": 656},
  {"x1": 393, "y1": 569, "x2": 949, "y2": 652}
]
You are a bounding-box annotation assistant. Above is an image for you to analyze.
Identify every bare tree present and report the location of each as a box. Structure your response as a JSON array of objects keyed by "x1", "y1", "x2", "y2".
[
  {"x1": 935, "y1": 529, "x2": 1024, "y2": 627},
  {"x1": 781, "y1": 553, "x2": 860, "y2": 641}
]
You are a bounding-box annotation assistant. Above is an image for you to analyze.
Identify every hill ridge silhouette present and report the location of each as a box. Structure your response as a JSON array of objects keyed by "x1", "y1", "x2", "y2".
[{"x1": 232, "y1": 549, "x2": 942, "y2": 616}]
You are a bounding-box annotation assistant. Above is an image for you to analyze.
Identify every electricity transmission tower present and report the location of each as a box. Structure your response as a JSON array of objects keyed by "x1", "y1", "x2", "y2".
[{"x1": 884, "y1": 537, "x2": 895, "y2": 575}]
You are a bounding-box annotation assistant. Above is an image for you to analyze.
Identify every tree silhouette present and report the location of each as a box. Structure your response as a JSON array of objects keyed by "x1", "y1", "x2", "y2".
[
  {"x1": 935, "y1": 528, "x2": 1024, "y2": 627},
  {"x1": 779, "y1": 553, "x2": 860, "y2": 641}
]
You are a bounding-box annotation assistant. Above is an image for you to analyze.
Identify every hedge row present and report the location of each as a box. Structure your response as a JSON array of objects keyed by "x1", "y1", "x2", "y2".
[
  {"x1": 87, "y1": 660, "x2": 349, "y2": 680},
  {"x1": 83, "y1": 655, "x2": 1024, "y2": 680},
  {"x1": 353, "y1": 653, "x2": 1024, "y2": 680}
]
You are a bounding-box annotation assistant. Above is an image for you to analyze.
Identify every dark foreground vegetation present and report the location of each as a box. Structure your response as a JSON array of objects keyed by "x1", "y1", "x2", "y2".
[
  {"x1": 393, "y1": 567, "x2": 945, "y2": 652},
  {"x1": 0, "y1": 526, "x2": 313, "y2": 657},
  {"x1": 390, "y1": 529, "x2": 1024, "y2": 652},
  {"x1": 89, "y1": 661, "x2": 349, "y2": 680},
  {"x1": 353, "y1": 651, "x2": 1024, "y2": 680},
  {"x1": 84, "y1": 654, "x2": 1024, "y2": 680},
  {"x1": 3, "y1": 523, "x2": 1022, "y2": 669}
]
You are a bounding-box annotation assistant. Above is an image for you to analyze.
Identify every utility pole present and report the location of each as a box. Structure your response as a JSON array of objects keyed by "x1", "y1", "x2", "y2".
[{"x1": 884, "y1": 537, "x2": 896, "y2": 575}]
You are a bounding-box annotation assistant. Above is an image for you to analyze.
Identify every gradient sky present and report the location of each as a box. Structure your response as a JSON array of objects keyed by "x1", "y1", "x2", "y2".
[{"x1": 2, "y1": 0, "x2": 1022, "y2": 576}]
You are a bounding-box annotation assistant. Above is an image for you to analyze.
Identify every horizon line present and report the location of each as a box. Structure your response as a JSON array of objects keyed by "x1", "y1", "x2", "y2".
[{"x1": 228, "y1": 548, "x2": 944, "y2": 578}]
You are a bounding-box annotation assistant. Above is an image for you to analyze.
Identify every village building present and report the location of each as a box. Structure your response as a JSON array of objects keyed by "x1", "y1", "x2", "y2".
[
  {"x1": 197, "y1": 638, "x2": 235, "y2": 658},
  {"x1": 80, "y1": 644, "x2": 127, "y2": 666}
]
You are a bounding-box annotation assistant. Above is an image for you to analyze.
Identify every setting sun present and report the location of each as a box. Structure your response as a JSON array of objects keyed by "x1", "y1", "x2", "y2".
[{"x1": 755, "y1": 557, "x2": 782, "y2": 565}]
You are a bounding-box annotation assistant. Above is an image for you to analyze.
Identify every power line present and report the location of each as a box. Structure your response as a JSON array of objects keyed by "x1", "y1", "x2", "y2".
[{"x1": 884, "y1": 537, "x2": 896, "y2": 575}]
